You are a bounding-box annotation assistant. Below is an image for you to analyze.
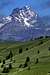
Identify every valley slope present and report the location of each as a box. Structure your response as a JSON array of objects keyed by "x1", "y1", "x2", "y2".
[{"x1": 0, "y1": 37, "x2": 50, "y2": 75}]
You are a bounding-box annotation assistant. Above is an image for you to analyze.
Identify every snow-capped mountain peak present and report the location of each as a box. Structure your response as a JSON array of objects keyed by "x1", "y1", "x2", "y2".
[
  {"x1": 10, "y1": 6, "x2": 38, "y2": 27},
  {"x1": 0, "y1": 6, "x2": 44, "y2": 41},
  {"x1": 0, "y1": 6, "x2": 38, "y2": 29}
]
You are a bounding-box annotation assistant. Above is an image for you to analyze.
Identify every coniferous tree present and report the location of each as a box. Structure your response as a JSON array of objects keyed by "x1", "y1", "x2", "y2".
[
  {"x1": 35, "y1": 58, "x2": 38, "y2": 64},
  {"x1": 19, "y1": 48, "x2": 22, "y2": 54},
  {"x1": 26, "y1": 57, "x2": 30, "y2": 62},
  {"x1": 3, "y1": 59, "x2": 5, "y2": 64},
  {"x1": 9, "y1": 63, "x2": 12, "y2": 69}
]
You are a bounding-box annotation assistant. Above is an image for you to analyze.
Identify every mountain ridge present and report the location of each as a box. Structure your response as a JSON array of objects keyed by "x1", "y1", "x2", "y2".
[{"x1": 0, "y1": 6, "x2": 50, "y2": 41}]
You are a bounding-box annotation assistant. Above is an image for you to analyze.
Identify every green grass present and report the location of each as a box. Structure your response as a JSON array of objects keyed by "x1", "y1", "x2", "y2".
[{"x1": 0, "y1": 38, "x2": 50, "y2": 75}]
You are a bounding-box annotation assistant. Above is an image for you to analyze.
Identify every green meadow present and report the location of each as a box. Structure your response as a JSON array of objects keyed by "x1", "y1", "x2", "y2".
[{"x1": 0, "y1": 37, "x2": 50, "y2": 75}]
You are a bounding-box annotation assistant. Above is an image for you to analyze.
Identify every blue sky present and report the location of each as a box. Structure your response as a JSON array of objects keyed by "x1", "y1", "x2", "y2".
[{"x1": 0, "y1": 0, "x2": 50, "y2": 17}]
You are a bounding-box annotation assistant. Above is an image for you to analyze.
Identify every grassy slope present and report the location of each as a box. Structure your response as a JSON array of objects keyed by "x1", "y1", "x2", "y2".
[{"x1": 0, "y1": 38, "x2": 50, "y2": 75}]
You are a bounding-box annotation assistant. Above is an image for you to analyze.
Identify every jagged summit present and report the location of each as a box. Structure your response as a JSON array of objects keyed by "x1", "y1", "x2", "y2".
[
  {"x1": 10, "y1": 6, "x2": 38, "y2": 27},
  {"x1": 0, "y1": 6, "x2": 38, "y2": 28},
  {"x1": 11, "y1": 6, "x2": 32, "y2": 15}
]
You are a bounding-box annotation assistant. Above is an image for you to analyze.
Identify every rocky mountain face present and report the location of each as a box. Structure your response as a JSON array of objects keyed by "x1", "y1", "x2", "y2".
[{"x1": 0, "y1": 6, "x2": 50, "y2": 41}]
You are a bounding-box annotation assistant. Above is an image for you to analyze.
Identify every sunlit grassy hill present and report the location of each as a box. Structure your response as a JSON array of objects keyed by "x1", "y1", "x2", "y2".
[{"x1": 0, "y1": 37, "x2": 50, "y2": 75}]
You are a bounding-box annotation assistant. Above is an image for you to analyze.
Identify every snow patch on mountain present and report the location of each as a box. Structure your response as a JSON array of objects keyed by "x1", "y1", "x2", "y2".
[
  {"x1": 6, "y1": 16, "x2": 12, "y2": 21},
  {"x1": 0, "y1": 23, "x2": 4, "y2": 28},
  {"x1": 24, "y1": 18, "x2": 30, "y2": 27}
]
